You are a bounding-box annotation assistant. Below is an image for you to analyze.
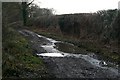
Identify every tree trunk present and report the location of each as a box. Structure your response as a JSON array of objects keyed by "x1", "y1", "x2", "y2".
[{"x1": 22, "y1": 2, "x2": 27, "y2": 26}]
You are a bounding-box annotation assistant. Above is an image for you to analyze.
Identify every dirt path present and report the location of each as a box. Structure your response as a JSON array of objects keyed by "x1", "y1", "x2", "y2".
[{"x1": 19, "y1": 29, "x2": 119, "y2": 79}]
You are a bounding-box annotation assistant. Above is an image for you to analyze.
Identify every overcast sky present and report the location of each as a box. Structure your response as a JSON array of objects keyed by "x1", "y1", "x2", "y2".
[{"x1": 33, "y1": 0, "x2": 120, "y2": 14}]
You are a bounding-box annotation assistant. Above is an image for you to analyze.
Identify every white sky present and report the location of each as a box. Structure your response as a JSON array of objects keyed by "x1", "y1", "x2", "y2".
[{"x1": 33, "y1": 0, "x2": 120, "y2": 14}]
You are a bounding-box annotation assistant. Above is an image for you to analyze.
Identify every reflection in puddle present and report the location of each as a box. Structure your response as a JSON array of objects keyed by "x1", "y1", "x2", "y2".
[{"x1": 37, "y1": 53, "x2": 65, "y2": 57}]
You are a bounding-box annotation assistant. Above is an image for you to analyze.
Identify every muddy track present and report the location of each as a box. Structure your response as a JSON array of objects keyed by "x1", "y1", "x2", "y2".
[{"x1": 19, "y1": 30, "x2": 119, "y2": 79}]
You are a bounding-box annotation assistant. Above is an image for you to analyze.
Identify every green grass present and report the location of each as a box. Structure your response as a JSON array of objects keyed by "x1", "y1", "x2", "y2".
[{"x1": 2, "y1": 26, "x2": 48, "y2": 78}]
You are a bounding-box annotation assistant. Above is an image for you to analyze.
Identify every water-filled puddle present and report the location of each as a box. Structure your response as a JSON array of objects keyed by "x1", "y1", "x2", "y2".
[{"x1": 36, "y1": 34, "x2": 119, "y2": 74}]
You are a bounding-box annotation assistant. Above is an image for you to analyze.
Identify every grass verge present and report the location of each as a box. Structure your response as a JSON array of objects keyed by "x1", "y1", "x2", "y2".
[{"x1": 2, "y1": 26, "x2": 48, "y2": 78}]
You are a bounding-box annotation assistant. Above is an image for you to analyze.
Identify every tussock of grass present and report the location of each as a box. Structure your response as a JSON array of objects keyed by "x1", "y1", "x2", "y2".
[{"x1": 2, "y1": 27, "x2": 48, "y2": 78}]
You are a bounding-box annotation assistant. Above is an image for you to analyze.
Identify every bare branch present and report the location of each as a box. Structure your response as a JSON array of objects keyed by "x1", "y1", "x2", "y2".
[{"x1": 27, "y1": 0, "x2": 34, "y2": 6}]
